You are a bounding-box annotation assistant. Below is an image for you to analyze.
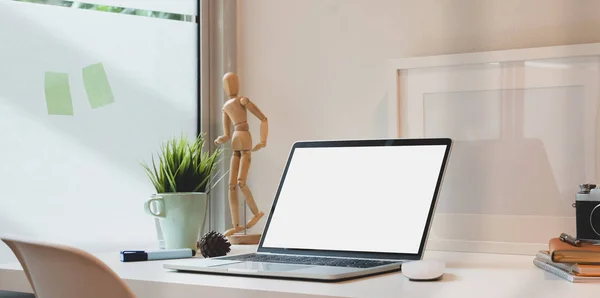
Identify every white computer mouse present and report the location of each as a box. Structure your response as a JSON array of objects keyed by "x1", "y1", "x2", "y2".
[{"x1": 401, "y1": 260, "x2": 445, "y2": 281}]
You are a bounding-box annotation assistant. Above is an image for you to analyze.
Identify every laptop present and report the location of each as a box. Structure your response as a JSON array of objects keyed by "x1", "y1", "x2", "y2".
[{"x1": 163, "y1": 138, "x2": 453, "y2": 281}]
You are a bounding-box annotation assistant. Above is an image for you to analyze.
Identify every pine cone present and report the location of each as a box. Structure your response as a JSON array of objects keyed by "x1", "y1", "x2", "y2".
[{"x1": 198, "y1": 230, "x2": 231, "y2": 258}]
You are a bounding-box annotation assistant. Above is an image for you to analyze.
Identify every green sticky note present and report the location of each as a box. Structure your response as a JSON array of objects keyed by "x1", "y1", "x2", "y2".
[
  {"x1": 44, "y1": 72, "x2": 74, "y2": 116},
  {"x1": 82, "y1": 63, "x2": 114, "y2": 108}
]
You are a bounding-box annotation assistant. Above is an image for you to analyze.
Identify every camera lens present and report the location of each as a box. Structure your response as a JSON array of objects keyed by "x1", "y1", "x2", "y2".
[{"x1": 591, "y1": 204, "x2": 600, "y2": 237}]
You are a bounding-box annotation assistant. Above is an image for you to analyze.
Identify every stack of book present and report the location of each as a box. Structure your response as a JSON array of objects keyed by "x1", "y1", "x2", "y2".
[{"x1": 534, "y1": 238, "x2": 600, "y2": 282}]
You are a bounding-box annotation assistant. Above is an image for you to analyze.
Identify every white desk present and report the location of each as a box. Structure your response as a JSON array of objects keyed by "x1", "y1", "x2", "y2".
[{"x1": 0, "y1": 246, "x2": 599, "y2": 298}]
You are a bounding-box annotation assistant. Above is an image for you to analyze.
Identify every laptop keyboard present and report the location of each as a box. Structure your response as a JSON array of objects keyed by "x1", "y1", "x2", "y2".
[{"x1": 218, "y1": 253, "x2": 399, "y2": 268}]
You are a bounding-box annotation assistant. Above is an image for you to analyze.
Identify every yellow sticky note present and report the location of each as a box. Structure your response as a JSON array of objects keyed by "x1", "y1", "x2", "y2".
[
  {"x1": 83, "y1": 63, "x2": 114, "y2": 109},
  {"x1": 44, "y1": 72, "x2": 74, "y2": 116}
]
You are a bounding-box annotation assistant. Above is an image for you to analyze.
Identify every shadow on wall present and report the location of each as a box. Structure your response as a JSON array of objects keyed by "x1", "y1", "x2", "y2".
[
  {"x1": 425, "y1": 85, "x2": 586, "y2": 218},
  {"x1": 436, "y1": 139, "x2": 564, "y2": 215},
  {"x1": 374, "y1": 93, "x2": 390, "y2": 138}
]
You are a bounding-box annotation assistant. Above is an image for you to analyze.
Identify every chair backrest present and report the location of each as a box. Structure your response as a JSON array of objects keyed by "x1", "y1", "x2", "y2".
[{"x1": 1, "y1": 237, "x2": 135, "y2": 298}]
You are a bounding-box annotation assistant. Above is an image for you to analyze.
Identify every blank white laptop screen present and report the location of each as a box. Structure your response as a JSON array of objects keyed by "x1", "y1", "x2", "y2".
[{"x1": 261, "y1": 145, "x2": 448, "y2": 254}]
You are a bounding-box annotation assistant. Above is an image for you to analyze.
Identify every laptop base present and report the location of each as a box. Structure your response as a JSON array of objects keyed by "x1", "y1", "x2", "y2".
[{"x1": 167, "y1": 267, "x2": 402, "y2": 283}]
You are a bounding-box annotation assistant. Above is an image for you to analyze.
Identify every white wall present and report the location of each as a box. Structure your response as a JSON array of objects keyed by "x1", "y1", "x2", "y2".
[{"x1": 237, "y1": 0, "x2": 600, "y2": 238}]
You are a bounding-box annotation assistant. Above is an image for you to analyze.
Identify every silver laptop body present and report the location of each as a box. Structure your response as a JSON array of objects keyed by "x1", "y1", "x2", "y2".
[{"x1": 164, "y1": 138, "x2": 453, "y2": 281}]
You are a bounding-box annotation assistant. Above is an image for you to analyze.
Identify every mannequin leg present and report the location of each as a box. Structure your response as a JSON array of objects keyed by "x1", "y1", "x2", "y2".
[
  {"x1": 224, "y1": 152, "x2": 244, "y2": 237},
  {"x1": 238, "y1": 151, "x2": 264, "y2": 229}
]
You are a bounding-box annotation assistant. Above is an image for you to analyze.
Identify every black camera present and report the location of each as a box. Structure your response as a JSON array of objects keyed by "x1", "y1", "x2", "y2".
[{"x1": 575, "y1": 184, "x2": 600, "y2": 241}]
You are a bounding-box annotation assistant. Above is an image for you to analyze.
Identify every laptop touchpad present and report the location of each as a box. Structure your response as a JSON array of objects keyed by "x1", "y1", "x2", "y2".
[{"x1": 212, "y1": 262, "x2": 312, "y2": 272}]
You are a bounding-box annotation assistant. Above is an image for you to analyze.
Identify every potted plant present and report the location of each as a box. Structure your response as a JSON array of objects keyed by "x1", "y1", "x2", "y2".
[{"x1": 141, "y1": 133, "x2": 223, "y2": 250}]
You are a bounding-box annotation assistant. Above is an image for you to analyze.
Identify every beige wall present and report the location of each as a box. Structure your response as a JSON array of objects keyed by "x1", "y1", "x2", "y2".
[{"x1": 237, "y1": 0, "x2": 600, "y2": 233}]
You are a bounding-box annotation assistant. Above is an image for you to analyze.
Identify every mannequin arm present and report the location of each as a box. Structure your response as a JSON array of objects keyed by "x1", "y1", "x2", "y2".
[
  {"x1": 215, "y1": 111, "x2": 232, "y2": 145},
  {"x1": 241, "y1": 97, "x2": 268, "y2": 151}
]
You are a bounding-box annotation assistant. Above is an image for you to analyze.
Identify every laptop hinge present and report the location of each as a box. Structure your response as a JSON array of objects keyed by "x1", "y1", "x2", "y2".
[{"x1": 255, "y1": 251, "x2": 403, "y2": 261}]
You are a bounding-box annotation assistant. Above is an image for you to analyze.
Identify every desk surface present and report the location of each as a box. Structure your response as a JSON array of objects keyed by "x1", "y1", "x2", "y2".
[{"x1": 1, "y1": 246, "x2": 599, "y2": 298}]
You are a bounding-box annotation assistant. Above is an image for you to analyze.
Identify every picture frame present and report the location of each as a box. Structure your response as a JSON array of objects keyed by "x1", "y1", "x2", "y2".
[{"x1": 387, "y1": 43, "x2": 600, "y2": 254}]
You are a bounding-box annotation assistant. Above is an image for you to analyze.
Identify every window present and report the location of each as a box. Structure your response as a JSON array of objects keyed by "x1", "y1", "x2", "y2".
[{"x1": 0, "y1": 0, "x2": 201, "y2": 247}]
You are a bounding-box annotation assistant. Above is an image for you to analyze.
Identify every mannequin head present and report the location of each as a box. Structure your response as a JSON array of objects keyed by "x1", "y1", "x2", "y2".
[{"x1": 223, "y1": 72, "x2": 239, "y2": 98}]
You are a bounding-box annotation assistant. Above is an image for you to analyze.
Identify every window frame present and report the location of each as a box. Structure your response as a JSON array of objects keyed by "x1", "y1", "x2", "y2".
[{"x1": 199, "y1": 0, "x2": 237, "y2": 233}]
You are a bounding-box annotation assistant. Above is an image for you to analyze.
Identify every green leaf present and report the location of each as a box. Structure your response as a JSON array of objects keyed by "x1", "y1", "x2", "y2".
[{"x1": 141, "y1": 133, "x2": 223, "y2": 193}]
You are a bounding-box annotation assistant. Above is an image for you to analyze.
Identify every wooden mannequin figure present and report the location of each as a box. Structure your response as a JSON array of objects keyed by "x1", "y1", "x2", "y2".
[{"x1": 215, "y1": 72, "x2": 268, "y2": 242}]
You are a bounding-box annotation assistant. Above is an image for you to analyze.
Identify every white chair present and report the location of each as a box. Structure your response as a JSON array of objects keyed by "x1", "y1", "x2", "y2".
[{"x1": 1, "y1": 237, "x2": 135, "y2": 298}]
